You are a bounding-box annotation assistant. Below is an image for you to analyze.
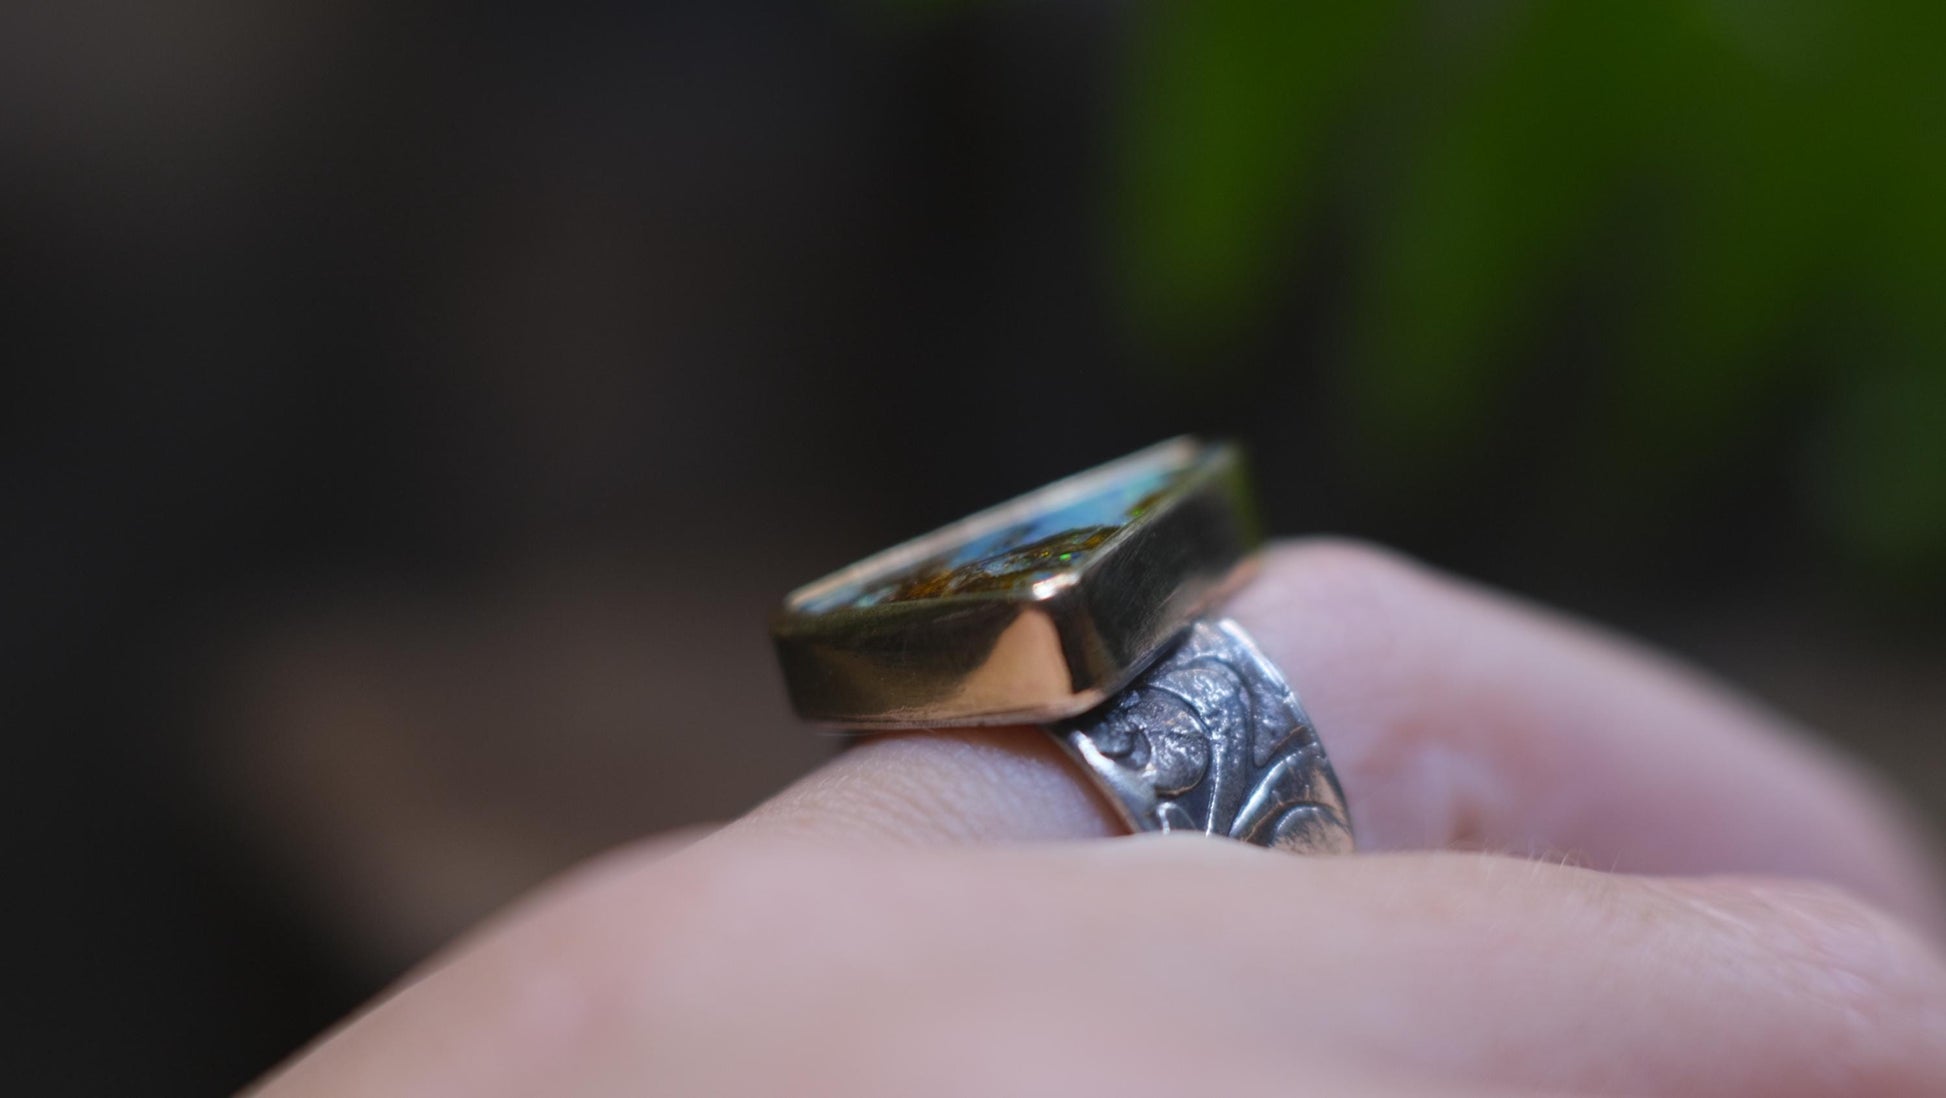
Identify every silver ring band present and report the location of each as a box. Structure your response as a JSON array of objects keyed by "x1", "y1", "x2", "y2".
[{"x1": 1054, "y1": 617, "x2": 1353, "y2": 854}]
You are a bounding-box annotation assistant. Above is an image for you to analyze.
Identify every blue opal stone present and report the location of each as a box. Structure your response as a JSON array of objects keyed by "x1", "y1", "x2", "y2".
[
  {"x1": 773, "y1": 437, "x2": 1258, "y2": 727},
  {"x1": 800, "y1": 465, "x2": 1182, "y2": 613}
]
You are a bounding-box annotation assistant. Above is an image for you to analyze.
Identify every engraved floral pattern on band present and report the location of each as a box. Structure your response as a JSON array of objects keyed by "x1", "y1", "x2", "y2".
[{"x1": 1057, "y1": 619, "x2": 1353, "y2": 854}]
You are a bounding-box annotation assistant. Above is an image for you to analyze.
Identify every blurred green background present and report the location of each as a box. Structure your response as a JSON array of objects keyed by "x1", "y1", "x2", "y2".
[
  {"x1": 5, "y1": 1, "x2": 1943, "y2": 1092},
  {"x1": 1106, "y1": 0, "x2": 1946, "y2": 589},
  {"x1": 1097, "y1": 0, "x2": 1946, "y2": 595}
]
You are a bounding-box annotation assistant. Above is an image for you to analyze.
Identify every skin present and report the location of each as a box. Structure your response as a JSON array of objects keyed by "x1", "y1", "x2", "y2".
[{"x1": 250, "y1": 540, "x2": 1946, "y2": 1097}]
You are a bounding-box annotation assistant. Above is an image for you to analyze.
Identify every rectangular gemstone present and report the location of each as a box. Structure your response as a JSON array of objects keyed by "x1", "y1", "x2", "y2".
[
  {"x1": 799, "y1": 463, "x2": 1184, "y2": 613},
  {"x1": 772, "y1": 437, "x2": 1258, "y2": 728}
]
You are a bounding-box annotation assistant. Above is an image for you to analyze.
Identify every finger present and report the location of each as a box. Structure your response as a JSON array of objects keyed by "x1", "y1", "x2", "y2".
[
  {"x1": 734, "y1": 725, "x2": 1120, "y2": 844},
  {"x1": 1227, "y1": 540, "x2": 1945, "y2": 930},
  {"x1": 739, "y1": 539, "x2": 1944, "y2": 930},
  {"x1": 250, "y1": 838, "x2": 1946, "y2": 1098}
]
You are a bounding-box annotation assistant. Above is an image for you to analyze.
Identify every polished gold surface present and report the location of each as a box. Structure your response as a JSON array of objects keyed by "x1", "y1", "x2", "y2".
[{"x1": 771, "y1": 438, "x2": 1261, "y2": 728}]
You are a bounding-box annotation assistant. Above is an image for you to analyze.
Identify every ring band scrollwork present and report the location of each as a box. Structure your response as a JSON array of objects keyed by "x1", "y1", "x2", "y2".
[{"x1": 1056, "y1": 618, "x2": 1352, "y2": 854}]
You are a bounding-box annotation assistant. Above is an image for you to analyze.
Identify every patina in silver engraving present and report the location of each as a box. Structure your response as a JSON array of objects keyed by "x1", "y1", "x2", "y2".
[{"x1": 1056, "y1": 618, "x2": 1353, "y2": 854}]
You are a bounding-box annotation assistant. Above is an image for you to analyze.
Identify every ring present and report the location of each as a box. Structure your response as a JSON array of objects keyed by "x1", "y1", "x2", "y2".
[{"x1": 770, "y1": 437, "x2": 1354, "y2": 854}]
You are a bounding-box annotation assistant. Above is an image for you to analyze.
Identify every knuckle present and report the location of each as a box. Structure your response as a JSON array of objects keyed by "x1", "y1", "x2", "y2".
[
  {"x1": 1245, "y1": 537, "x2": 1441, "y2": 660},
  {"x1": 1263, "y1": 537, "x2": 1430, "y2": 599},
  {"x1": 1245, "y1": 538, "x2": 1497, "y2": 850}
]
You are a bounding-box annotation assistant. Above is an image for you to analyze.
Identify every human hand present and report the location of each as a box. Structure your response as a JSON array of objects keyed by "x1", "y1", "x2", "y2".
[{"x1": 251, "y1": 542, "x2": 1946, "y2": 1097}]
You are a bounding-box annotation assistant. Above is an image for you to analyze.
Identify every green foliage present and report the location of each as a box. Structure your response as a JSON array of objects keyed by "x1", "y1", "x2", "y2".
[
  {"x1": 1113, "y1": 0, "x2": 1946, "y2": 575},
  {"x1": 1115, "y1": 1, "x2": 1406, "y2": 343}
]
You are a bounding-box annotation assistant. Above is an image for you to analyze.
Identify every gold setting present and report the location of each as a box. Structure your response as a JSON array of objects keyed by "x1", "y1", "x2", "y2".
[{"x1": 771, "y1": 438, "x2": 1260, "y2": 728}]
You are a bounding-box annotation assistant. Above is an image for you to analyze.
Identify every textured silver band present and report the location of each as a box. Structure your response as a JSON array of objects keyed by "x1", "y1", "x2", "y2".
[{"x1": 1053, "y1": 618, "x2": 1354, "y2": 854}]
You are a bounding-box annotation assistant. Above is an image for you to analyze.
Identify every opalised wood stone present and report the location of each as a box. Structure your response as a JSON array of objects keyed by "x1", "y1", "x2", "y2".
[{"x1": 772, "y1": 438, "x2": 1260, "y2": 728}]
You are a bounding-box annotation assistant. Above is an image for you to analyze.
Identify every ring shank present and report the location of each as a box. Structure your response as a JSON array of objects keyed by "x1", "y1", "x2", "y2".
[{"x1": 1052, "y1": 618, "x2": 1354, "y2": 854}]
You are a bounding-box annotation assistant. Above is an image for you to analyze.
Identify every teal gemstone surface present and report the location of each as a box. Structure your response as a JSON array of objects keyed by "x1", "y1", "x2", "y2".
[
  {"x1": 772, "y1": 437, "x2": 1258, "y2": 727},
  {"x1": 799, "y1": 465, "x2": 1183, "y2": 613}
]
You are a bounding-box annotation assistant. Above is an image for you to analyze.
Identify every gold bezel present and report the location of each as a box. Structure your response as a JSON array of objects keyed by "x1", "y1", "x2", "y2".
[{"x1": 771, "y1": 437, "x2": 1260, "y2": 728}]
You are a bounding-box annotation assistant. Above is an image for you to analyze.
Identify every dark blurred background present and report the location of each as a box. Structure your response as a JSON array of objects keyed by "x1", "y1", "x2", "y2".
[{"x1": 7, "y1": 1, "x2": 1946, "y2": 1092}]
